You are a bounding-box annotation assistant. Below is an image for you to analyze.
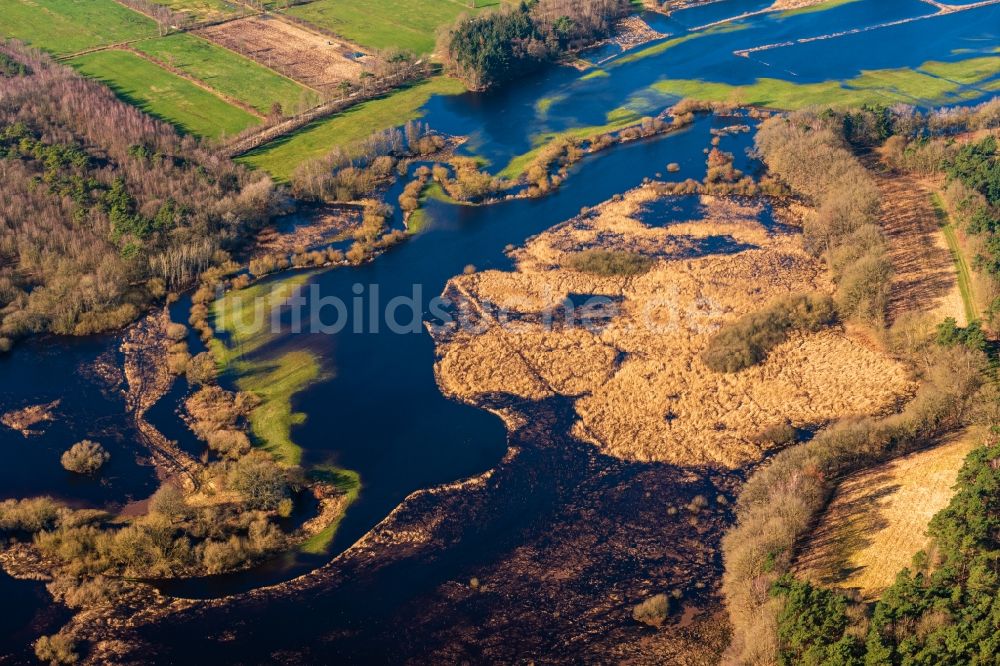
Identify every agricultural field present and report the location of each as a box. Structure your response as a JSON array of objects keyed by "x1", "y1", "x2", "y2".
[
  {"x1": 0, "y1": 0, "x2": 157, "y2": 55},
  {"x1": 197, "y1": 15, "x2": 365, "y2": 95},
  {"x1": 284, "y1": 0, "x2": 508, "y2": 54},
  {"x1": 70, "y1": 49, "x2": 259, "y2": 138},
  {"x1": 238, "y1": 75, "x2": 465, "y2": 180},
  {"x1": 794, "y1": 433, "x2": 979, "y2": 599},
  {"x1": 135, "y1": 32, "x2": 320, "y2": 115}
]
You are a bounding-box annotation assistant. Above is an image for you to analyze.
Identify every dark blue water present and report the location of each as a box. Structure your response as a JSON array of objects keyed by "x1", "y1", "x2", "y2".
[
  {"x1": 159, "y1": 115, "x2": 718, "y2": 598},
  {"x1": 0, "y1": 336, "x2": 157, "y2": 507}
]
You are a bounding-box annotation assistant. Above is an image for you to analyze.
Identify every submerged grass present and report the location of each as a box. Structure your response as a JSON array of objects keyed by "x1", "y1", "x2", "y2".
[
  {"x1": 498, "y1": 113, "x2": 647, "y2": 180},
  {"x1": 611, "y1": 23, "x2": 749, "y2": 68},
  {"x1": 778, "y1": 0, "x2": 864, "y2": 18},
  {"x1": 299, "y1": 465, "x2": 362, "y2": 554},
  {"x1": 650, "y1": 55, "x2": 1000, "y2": 110},
  {"x1": 211, "y1": 273, "x2": 322, "y2": 465},
  {"x1": 211, "y1": 272, "x2": 361, "y2": 547}
]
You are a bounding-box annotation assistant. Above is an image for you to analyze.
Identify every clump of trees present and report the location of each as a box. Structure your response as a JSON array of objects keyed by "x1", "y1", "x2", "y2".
[
  {"x1": 60, "y1": 441, "x2": 110, "y2": 475},
  {"x1": 702, "y1": 293, "x2": 837, "y2": 373},
  {"x1": 0, "y1": 42, "x2": 277, "y2": 349},
  {"x1": 756, "y1": 111, "x2": 892, "y2": 326},
  {"x1": 291, "y1": 122, "x2": 444, "y2": 203},
  {"x1": 434, "y1": 157, "x2": 504, "y2": 202},
  {"x1": 565, "y1": 249, "x2": 654, "y2": 276},
  {"x1": 186, "y1": 385, "x2": 259, "y2": 459},
  {"x1": 440, "y1": 0, "x2": 630, "y2": 90}
]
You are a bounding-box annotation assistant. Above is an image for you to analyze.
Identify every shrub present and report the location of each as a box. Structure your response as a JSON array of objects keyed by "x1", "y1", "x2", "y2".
[
  {"x1": 565, "y1": 250, "x2": 654, "y2": 276},
  {"x1": 165, "y1": 322, "x2": 187, "y2": 341},
  {"x1": 34, "y1": 632, "x2": 78, "y2": 665},
  {"x1": 60, "y1": 441, "x2": 110, "y2": 475},
  {"x1": 185, "y1": 351, "x2": 217, "y2": 386},
  {"x1": 633, "y1": 593, "x2": 671, "y2": 627},
  {"x1": 0, "y1": 497, "x2": 61, "y2": 532},
  {"x1": 149, "y1": 483, "x2": 187, "y2": 520},
  {"x1": 201, "y1": 536, "x2": 246, "y2": 574},
  {"x1": 835, "y1": 252, "x2": 893, "y2": 326},
  {"x1": 702, "y1": 293, "x2": 837, "y2": 373},
  {"x1": 46, "y1": 574, "x2": 126, "y2": 609},
  {"x1": 227, "y1": 451, "x2": 289, "y2": 510}
]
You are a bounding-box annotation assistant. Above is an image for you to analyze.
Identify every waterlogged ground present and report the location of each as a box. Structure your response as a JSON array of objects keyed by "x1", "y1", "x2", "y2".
[{"x1": 1, "y1": 0, "x2": 999, "y2": 659}]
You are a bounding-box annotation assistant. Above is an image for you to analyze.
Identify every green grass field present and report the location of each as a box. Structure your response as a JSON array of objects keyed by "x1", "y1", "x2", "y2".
[
  {"x1": 135, "y1": 33, "x2": 320, "y2": 115},
  {"x1": 0, "y1": 0, "x2": 156, "y2": 55},
  {"x1": 70, "y1": 49, "x2": 259, "y2": 138},
  {"x1": 299, "y1": 465, "x2": 361, "y2": 553},
  {"x1": 238, "y1": 75, "x2": 465, "y2": 180},
  {"x1": 285, "y1": 0, "x2": 506, "y2": 54}
]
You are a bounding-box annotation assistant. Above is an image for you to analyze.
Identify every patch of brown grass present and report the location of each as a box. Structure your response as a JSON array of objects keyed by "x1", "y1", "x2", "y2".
[
  {"x1": 794, "y1": 431, "x2": 979, "y2": 599},
  {"x1": 433, "y1": 188, "x2": 915, "y2": 468}
]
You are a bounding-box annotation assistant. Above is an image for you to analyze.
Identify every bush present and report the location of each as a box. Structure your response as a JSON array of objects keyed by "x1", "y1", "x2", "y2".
[
  {"x1": 201, "y1": 536, "x2": 246, "y2": 574},
  {"x1": 60, "y1": 441, "x2": 110, "y2": 475},
  {"x1": 227, "y1": 451, "x2": 289, "y2": 510},
  {"x1": 633, "y1": 593, "x2": 671, "y2": 627},
  {"x1": 149, "y1": 483, "x2": 187, "y2": 520},
  {"x1": 34, "y1": 632, "x2": 78, "y2": 665},
  {"x1": 165, "y1": 322, "x2": 187, "y2": 341},
  {"x1": 185, "y1": 351, "x2": 217, "y2": 386},
  {"x1": 565, "y1": 250, "x2": 654, "y2": 276},
  {"x1": 702, "y1": 293, "x2": 837, "y2": 373},
  {"x1": 46, "y1": 574, "x2": 126, "y2": 609},
  {"x1": 835, "y1": 252, "x2": 893, "y2": 326},
  {"x1": 0, "y1": 497, "x2": 61, "y2": 532}
]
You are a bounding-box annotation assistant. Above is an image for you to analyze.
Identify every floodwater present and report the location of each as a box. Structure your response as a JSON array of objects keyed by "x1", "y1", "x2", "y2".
[{"x1": 1, "y1": 0, "x2": 998, "y2": 658}]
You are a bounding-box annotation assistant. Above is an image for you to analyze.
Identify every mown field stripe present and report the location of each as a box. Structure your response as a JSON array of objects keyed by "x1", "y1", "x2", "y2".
[{"x1": 931, "y1": 192, "x2": 979, "y2": 324}]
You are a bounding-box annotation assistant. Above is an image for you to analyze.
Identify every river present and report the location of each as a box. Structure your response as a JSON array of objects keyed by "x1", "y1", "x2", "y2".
[{"x1": 1, "y1": 0, "x2": 997, "y2": 659}]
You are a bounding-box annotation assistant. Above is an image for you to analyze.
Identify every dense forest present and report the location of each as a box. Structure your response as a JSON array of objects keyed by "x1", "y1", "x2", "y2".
[
  {"x1": 0, "y1": 41, "x2": 278, "y2": 350},
  {"x1": 440, "y1": 0, "x2": 630, "y2": 89}
]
